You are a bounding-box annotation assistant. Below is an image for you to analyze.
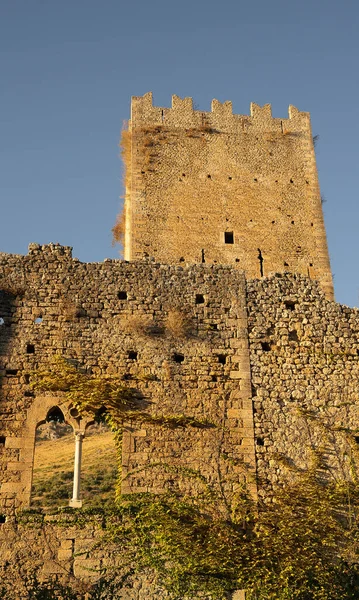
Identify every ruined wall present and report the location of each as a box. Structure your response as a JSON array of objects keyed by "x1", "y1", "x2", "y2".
[
  {"x1": 0, "y1": 244, "x2": 255, "y2": 514},
  {"x1": 124, "y1": 92, "x2": 333, "y2": 300},
  {"x1": 247, "y1": 274, "x2": 359, "y2": 494},
  {"x1": 0, "y1": 513, "x2": 172, "y2": 599},
  {"x1": 2, "y1": 244, "x2": 359, "y2": 596}
]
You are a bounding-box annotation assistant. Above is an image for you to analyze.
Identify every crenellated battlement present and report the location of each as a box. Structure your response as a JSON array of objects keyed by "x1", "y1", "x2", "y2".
[{"x1": 130, "y1": 92, "x2": 311, "y2": 133}]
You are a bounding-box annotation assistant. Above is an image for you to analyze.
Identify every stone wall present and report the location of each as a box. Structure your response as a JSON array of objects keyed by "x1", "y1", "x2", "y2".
[
  {"x1": 0, "y1": 244, "x2": 255, "y2": 514},
  {"x1": 0, "y1": 512, "x2": 171, "y2": 599},
  {"x1": 2, "y1": 244, "x2": 359, "y2": 596},
  {"x1": 247, "y1": 273, "x2": 359, "y2": 493},
  {"x1": 123, "y1": 92, "x2": 333, "y2": 300}
]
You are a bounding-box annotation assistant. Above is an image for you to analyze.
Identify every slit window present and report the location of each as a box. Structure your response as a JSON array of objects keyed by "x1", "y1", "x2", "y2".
[
  {"x1": 118, "y1": 291, "x2": 127, "y2": 300},
  {"x1": 0, "y1": 436, "x2": 5, "y2": 446},
  {"x1": 218, "y1": 354, "x2": 226, "y2": 364},
  {"x1": 224, "y1": 231, "x2": 234, "y2": 244},
  {"x1": 195, "y1": 294, "x2": 205, "y2": 304},
  {"x1": 26, "y1": 344, "x2": 35, "y2": 354},
  {"x1": 128, "y1": 351, "x2": 138, "y2": 360}
]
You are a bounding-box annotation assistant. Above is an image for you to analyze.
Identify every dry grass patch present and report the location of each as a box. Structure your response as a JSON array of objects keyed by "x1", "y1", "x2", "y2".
[{"x1": 32, "y1": 428, "x2": 117, "y2": 510}]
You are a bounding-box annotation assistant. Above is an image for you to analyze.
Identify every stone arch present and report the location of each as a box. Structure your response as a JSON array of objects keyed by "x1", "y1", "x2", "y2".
[{"x1": 18, "y1": 395, "x2": 94, "y2": 508}]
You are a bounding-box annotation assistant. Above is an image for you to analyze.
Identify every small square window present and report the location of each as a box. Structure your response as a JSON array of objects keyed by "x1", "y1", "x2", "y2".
[
  {"x1": 224, "y1": 231, "x2": 234, "y2": 244},
  {"x1": 173, "y1": 353, "x2": 184, "y2": 363}
]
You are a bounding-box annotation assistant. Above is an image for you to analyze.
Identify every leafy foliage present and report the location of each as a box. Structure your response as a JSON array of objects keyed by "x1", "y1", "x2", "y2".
[
  {"x1": 31, "y1": 356, "x2": 214, "y2": 430},
  {"x1": 28, "y1": 358, "x2": 359, "y2": 598}
]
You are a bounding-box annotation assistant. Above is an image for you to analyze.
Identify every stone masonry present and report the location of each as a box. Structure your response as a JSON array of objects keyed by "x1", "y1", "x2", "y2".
[
  {"x1": 123, "y1": 93, "x2": 333, "y2": 300},
  {"x1": 0, "y1": 94, "x2": 358, "y2": 597}
]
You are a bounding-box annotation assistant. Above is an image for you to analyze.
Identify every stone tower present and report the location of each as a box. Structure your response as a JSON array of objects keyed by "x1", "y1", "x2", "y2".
[{"x1": 122, "y1": 92, "x2": 334, "y2": 300}]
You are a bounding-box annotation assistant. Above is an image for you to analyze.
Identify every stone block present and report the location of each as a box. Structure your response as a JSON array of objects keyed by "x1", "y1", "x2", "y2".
[{"x1": 73, "y1": 559, "x2": 101, "y2": 578}]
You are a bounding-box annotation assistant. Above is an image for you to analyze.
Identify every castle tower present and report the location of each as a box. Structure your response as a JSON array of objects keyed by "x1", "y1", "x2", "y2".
[{"x1": 121, "y1": 92, "x2": 334, "y2": 300}]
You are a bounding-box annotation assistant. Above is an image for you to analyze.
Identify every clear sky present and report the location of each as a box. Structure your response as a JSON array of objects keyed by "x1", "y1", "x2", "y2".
[{"x1": 1, "y1": 0, "x2": 358, "y2": 306}]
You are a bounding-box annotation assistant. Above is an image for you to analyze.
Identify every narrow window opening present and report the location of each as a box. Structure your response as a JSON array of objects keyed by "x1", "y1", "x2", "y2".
[
  {"x1": 284, "y1": 262, "x2": 289, "y2": 267},
  {"x1": 290, "y1": 178, "x2": 294, "y2": 183},
  {"x1": 271, "y1": 220, "x2": 275, "y2": 224},
  {"x1": 182, "y1": 173, "x2": 186, "y2": 177},
  {"x1": 261, "y1": 342, "x2": 271, "y2": 352},
  {"x1": 201, "y1": 249, "x2": 205, "y2": 263},
  {"x1": 253, "y1": 178, "x2": 258, "y2": 182},
  {"x1": 224, "y1": 231, "x2": 234, "y2": 244},
  {"x1": 128, "y1": 351, "x2": 138, "y2": 360},
  {"x1": 311, "y1": 222, "x2": 314, "y2": 227},
  {"x1": 207, "y1": 174, "x2": 211, "y2": 179},
  {"x1": 161, "y1": 109, "x2": 164, "y2": 123},
  {"x1": 354, "y1": 436, "x2": 359, "y2": 444},
  {"x1": 173, "y1": 353, "x2": 184, "y2": 363},
  {"x1": 34, "y1": 317, "x2": 43, "y2": 324},
  {"x1": 118, "y1": 291, "x2": 127, "y2": 300},
  {"x1": 212, "y1": 375, "x2": 217, "y2": 382},
  {"x1": 257, "y1": 249, "x2": 264, "y2": 277},
  {"x1": 195, "y1": 294, "x2": 205, "y2": 304},
  {"x1": 0, "y1": 436, "x2": 5, "y2": 446},
  {"x1": 235, "y1": 258, "x2": 240, "y2": 263},
  {"x1": 218, "y1": 354, "x2": 226, "y2": 364},
  {"x1": 26, "y1": 344, "x2": 35, "y2": 354},
  {"x1": 291, "y1": 220, "x2": 295, "y2": 225},
  {"x1": 228, "y1": 176, "x2": 232, "y2": 180},
  {"x1": 6, "y1": 369, "x2": 18, "y2": 376},
  {"x1": 179, "y1": 257, "x2": 185, "y2": 262},
  {"x1": 256, "y1": 438, "x2": 265, "y2": 446},
  {"x1": 46, "y1": 407, "x2": 65, "y2": 423},
  {"x1": 0, "y1": 515, "x2": 6, "y2": 524},
  {"x1": 284, "y1": 300, "x2": 296, "y2": 310},
  {"x1": 309, "y1": 262, "x2": 313, "y2": 267},
  {"x1": 24, "y1": 374, "x2": 30, "y2": 384}
]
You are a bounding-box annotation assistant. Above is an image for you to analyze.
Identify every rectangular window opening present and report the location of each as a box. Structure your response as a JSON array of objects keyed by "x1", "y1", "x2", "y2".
[{"x1": 224, "y1": 231, "x2": 234, "y2": 244}]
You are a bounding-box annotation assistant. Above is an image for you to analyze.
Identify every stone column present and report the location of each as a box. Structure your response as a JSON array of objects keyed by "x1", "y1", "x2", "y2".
[{"x1": 69, "y1": 432, "x2": 84, "y2": 508}]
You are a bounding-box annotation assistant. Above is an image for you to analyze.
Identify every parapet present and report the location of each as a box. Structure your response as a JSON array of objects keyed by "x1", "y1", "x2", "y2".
[
  {"x1": 130, "y1": 92, "x2": 311, "y2": 133},
  {"x1": 27, "y1": 243, "x2": 73, "y2": 258}
]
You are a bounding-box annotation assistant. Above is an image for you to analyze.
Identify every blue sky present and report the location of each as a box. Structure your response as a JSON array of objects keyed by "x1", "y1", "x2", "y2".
[{"x1": 1, "y1": 0, "x2": 358, "y2": 306}]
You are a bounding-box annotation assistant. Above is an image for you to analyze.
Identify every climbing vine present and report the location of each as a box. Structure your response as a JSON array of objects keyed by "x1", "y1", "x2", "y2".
[
  {"x1": 31, "y1": 356, "x2": 215, "y2": 431},
  {"x1": 27, "y1": 358, "x2": 359, "y2": 599}
]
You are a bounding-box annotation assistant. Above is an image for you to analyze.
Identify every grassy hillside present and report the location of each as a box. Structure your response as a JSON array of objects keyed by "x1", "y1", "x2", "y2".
[{"x1": 32, "y1": 428, "x2": 118, "y2": 510}]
